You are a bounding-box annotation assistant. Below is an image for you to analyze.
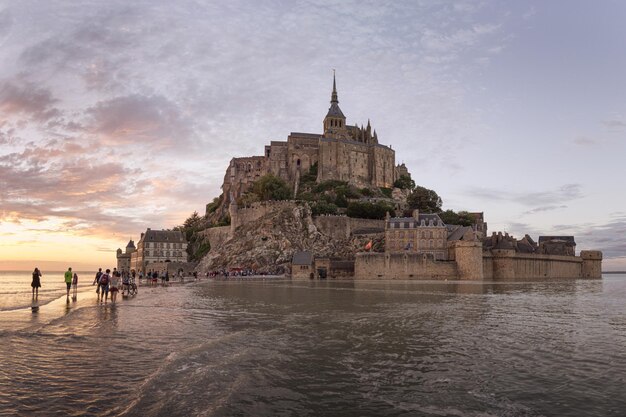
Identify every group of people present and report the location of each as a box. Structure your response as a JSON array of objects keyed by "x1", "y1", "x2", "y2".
[
  {"x1": 29, "y1": 266, "x2": 135, "y2": 304},
  {"x1": 31, "y1": 267, "x2": 79, "y2": 300},
  {"x1": 93, "y1": 268, "x2": 135, "y2": 303}
]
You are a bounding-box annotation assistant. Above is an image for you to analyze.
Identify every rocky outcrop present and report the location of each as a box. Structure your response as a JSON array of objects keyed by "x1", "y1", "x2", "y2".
[{"x1": 197, "y1": 202, "x2": 383, "y2": 274}]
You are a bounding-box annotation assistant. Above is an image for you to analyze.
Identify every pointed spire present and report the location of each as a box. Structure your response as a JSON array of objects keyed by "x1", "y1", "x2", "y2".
[{"x1": 331, "y1": 70, "x2": 338, "y2": 104}]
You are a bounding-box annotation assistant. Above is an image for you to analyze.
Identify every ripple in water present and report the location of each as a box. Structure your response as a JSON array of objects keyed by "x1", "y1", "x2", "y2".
[{"x1": 0, "y1": 276, "x2": 625, "y2": 416}]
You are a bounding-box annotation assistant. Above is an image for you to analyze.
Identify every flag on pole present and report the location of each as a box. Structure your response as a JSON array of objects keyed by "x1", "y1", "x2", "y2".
[{"x1": 364, "y1": 240, "x2": 373, "y2": 251}]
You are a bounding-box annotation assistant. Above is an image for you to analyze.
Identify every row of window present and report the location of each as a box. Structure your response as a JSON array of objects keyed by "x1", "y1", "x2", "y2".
[
  {"x1": 144, "y1": 251, "x2": 184, "y2": 258},
  {"x1": 391, "y1": 230, "x2": 445, "y2": 239},
  {"x1": 328, "y1": 119, "x2": 343, "y2": 128},
  {"x1": 389, "y1": 221, "x2": 444, "y2": 229},
  {"x1": 389, "y1": 240, "x2": 444, "y2": 249},
  {"x1": 145, "y1": 242, "x2": 184, "y2": 249}
]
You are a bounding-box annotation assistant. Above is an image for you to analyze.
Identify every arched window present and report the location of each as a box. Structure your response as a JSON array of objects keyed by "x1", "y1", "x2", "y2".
[{"x1": 297, "y1": 159, "x2": 301, "y2": 167}]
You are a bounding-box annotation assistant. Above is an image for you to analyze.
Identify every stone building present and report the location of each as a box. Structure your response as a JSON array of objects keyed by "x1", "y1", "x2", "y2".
[
  {"x1": 218, "y1": 75, "x2": 405, "y2": 209},
  {"x1": 116, "y1": 240, "x2": 136, "y2": 271},
  {"x1": 384, "y1": 210, "x2": 448, "y2": 260},
  {"x1": 130, "y1": 229, "x2": 188, "y2": 273},
  {"x1": 538, "y1": 236, "x2": 576, "y2": 256},
  {"x1": 292, "y1": 251, "x2": 314, "y2": 280},
  {"x1": 467, "y1": 212, "x2": 488, "y2": 239}
]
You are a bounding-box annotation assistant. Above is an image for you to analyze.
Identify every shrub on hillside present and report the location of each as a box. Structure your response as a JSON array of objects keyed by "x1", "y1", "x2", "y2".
[{"x1": 346, "y1": 201, "x2": 394, "y2": 220}]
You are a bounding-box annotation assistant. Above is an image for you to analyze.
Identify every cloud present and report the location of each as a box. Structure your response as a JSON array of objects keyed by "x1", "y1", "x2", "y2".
[
  {"x1": 0, "y1": 8, "x2": 13, "y2": 39},
  {"x1": 573, "y1": 135, "x2": 601, "y2": 146},
  {"x1": 85, "y1": 94, "x2": 194, "y2": 149},
  {"x1": 0, "y1": 77, "x2": 60, "y2": 122},
  {"x1": 523, "y1": 205, "x2": 568, "y2": 215},
  {"x1": 602, "y1": 119, "x2": 626, "y2": 131},
  {"x1": 469, "y1": 184, "x2": 583, "y2": 207}
]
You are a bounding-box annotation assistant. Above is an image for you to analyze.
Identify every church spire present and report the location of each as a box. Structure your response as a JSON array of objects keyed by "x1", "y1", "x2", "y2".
[
  {"x1": 323, "y1": 71, "x2": 346, "y2": 138},
  {"x1": 331, "y1": 70, "x2": 338, "y2": 104}
]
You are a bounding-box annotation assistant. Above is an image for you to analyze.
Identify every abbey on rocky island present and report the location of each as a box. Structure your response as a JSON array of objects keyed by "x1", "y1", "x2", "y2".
[{"x1": 220, "y1": 75, "x2": 405, "y2": 204}]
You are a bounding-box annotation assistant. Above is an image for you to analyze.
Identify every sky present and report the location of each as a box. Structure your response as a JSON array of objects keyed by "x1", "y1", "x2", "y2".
[{"x1": 0, "y1": 0, "x2": 625, "y2": 271}]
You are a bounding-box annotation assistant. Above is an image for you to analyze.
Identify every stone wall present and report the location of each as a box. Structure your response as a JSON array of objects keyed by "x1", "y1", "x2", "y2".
[
  {"x1": 355, "y1": 247, "x2": 603, "y2": 281},
  {"x1": 232, "y1": 200, "x2": 300, "y2": 230},
  {"x1": 317, "y1": 138, "x2": 395, "y2": 188},
  {"x1": 581, "y1": 250, "x2": 603, "y2": 278},
  {"x1": 148, "y1": 261, "x2": 197, "y2": 276},
  {"x1": 483, "y1": 250, "x2": 602, "y2": 280},
  {"x1": 313, "y1": 215, "x2": 385, "y2": 239},
  {"x1": 354, "y1": 252, "x2": 458, "y2": 280}
]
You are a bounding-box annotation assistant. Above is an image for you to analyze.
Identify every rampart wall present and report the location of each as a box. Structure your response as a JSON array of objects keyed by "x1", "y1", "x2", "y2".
[
  {"x1": 232, "y1": 201, "x2": 299, "y2": 230},
  {"x1": 148, "y1": 261, "x2": 197, "y2": 276},
  {"x1": 354, "y1": 253, "x2": 458, "y2": 280},
  {"x1": 313, "y1": 215, "x2": 385, "y2": 239},
  {"x1": 354, "y1": 247, "x2": 602, "y2": 281},
  {"x1": 483, "y1": 249, "x2": 602, "y2": 280}
]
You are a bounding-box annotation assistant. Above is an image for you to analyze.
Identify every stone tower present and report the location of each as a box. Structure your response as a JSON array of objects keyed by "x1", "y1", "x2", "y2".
[{"x1": 323, "y1": 73, "x2": 347, "y2": 139}]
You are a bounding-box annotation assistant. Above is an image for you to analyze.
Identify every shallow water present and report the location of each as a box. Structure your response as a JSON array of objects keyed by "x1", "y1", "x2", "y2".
[{"x1": 1, "y1": 274, "x2": 625, "y2": 416}]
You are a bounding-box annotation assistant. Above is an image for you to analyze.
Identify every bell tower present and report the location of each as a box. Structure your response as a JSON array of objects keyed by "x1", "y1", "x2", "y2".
[{"x1": 323, "y1": 72, "x2": 347, "y2": 138}]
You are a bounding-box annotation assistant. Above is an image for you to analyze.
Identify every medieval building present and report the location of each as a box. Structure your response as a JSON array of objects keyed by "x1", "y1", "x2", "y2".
[
  {"x1": 384, "y1": 210, "x2": 449, "y2": 260},
  {"x1": 219, "y1": 76, "x2": 403, "y2": 207},
  {"x1": 116, "y1": 239, "x2": 136, "y2": 271},
  {"x1": 129, "y1": 229, "x2": 188, "y2": 273}
]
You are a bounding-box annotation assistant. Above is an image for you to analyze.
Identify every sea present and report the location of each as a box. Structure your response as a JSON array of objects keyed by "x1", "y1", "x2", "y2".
[{"x1": 0, "y1": 270, "x2": 625, "y2": 417}]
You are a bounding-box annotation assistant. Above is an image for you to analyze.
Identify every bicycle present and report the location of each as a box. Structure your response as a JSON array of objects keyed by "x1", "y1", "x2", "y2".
[{"x1": 128, "y1": 277, "x2": 138, "y2": 296}]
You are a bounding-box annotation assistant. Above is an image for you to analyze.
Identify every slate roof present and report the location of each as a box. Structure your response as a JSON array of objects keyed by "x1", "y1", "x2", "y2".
[
  {"x1": 144, "y1": 229, "x2": 185, "y2": 242},
  {"x1": 289, "y1": 132, "x2": 322, "y2": 139},
  {"x1": 126, "y1": 239, "x2": 136, "y2": 248},
  {"x1": 447, "y1": 226, "x2": 473, "y2": 241},
  {"x1": 292, "y1": 251, "x2": 314, "y2": 265},
  {"x1": 388, "y1": 214, "x2": 444, "y2": 227},
  {"x1": 326, "y1": 103, "x2": 345, "y2": 118}
]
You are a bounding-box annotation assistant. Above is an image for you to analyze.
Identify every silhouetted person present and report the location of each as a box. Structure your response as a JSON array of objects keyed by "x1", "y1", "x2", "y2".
[
  {"x1": 72, "y1": 272, "x2": 78, "y2": 300},
  {"x1": 31, "y1": 267, "x2": 42, "y2": 298},
  {"x1": 64, "y1": 267, "x2": 73, "y2": 298}
]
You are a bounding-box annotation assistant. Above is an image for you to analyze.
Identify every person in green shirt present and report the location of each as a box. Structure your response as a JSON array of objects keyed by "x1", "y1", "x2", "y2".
[{"x1": 64, "y1": 267, "x2": 73, "y2": 298}]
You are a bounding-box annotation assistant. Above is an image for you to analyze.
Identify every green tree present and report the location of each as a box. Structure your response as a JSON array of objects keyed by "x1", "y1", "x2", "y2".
[
  {"x1": 393, "y1": 175, "x2": 415, "y2": 190},
  {"x1": 346, "y1": 201, "x2": 394, "y2": 220},
  {"x1": 379, "y1": 187, "x2": 393, "y2": 198},
  {"x1": 205, "y1": 195, "x2": 223, "y2": 214},
  {"x1": 184, "y1": 211, "x2": 203, "y2": 229},
  {"x1": 438, "y1": 209, "x2": 473, "y2": 226},
  {"x1": 247, "y1": 174, "x2": 292, "y2": 201},
  {"x1": 310, "y1": 201, "x2": 338, "y2": 215},
  {"x1": 406, "y1": 186, "x2": 443, "y2": 213}
]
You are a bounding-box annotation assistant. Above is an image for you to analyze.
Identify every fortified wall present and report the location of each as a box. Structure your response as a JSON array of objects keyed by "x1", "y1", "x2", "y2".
[
  {"x1": 230, "y1": 200, "x2": 299, "y2": 234},
  {"x1": 313, "y1": 216, "x2": 385, "y2": 240},
  {"x1": 355, "y1": 242, "x2": 603, "y2": 281},
  {"x1": 482, "y1": 249, "x2": 603, "y2": 280}
]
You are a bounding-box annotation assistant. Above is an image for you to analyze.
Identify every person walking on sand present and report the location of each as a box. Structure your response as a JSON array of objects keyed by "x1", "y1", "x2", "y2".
[
  {"x1": 64, "y1": 267, "x2": 73, "y2": 298},
  {"x1": 93, "y1": 268, "x2": 102, "y2": 297},
  {"x1": 31, "y1": 267, "x2": 42, "y2": 298},
  {"x1": 109, "y1": 270, "x2": 120, "y2": 303},
  {"x1": 72, "y1": 272, "x2": 78, "y2": 300}
]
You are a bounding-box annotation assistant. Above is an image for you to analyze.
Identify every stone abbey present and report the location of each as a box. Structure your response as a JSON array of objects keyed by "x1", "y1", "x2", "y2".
[{"x1": 221, "y1": 75, "x2": 401, "y2": 203}]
